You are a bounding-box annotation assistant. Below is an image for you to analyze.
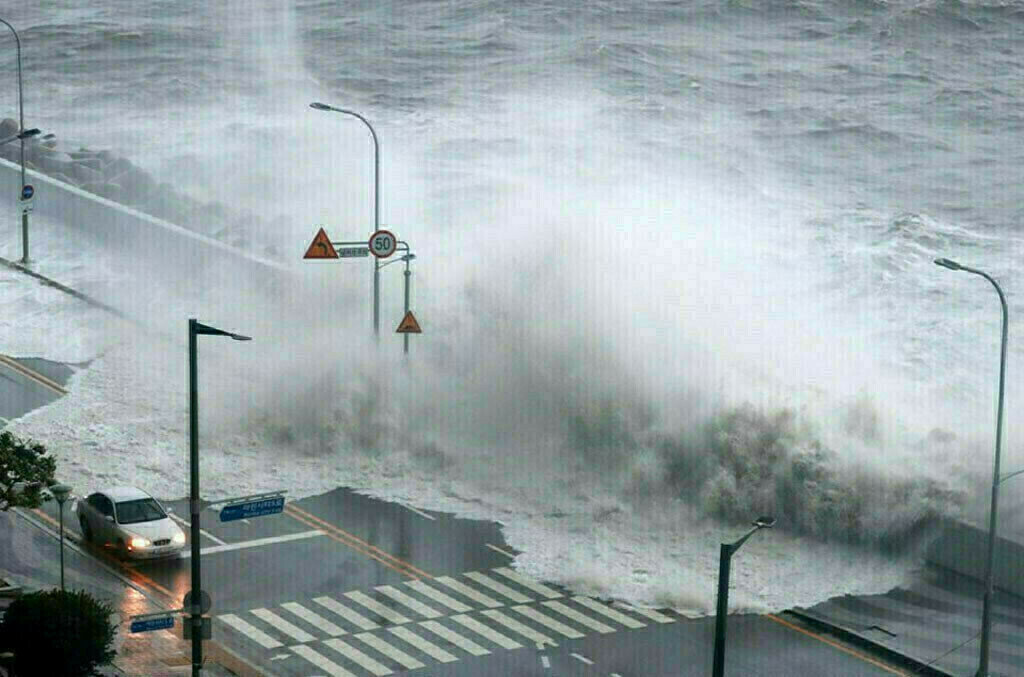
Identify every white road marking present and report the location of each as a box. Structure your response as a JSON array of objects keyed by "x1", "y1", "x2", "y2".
[
  {"x1": 354, "y1": 632, "x2": 425, "y2": 670},
  {"x1": 167, "y1": 513, "x2": 225, "y2": 544},
  {"x1": 323, "y1": 638, "x2": 393, "y2": 676},
  {"x1": 374, "y1": 585, "x2": 442, "y2": 618},
  {"x1": 511, "y1": 605, "x2": 585, "y2": 638},
  {"x1": 541, "y1": 655, "x2": 551, "y2": 668},
  {"x1": 180, "y1": 530, "x2": 324, "y2": 557},
  {"x1": 270, "y1": 653, "x2": 291, "y2": 661},
  {"x1": 250, "y1": 608, "x2": 316, "y2": 643},
  {"x1": 570, "y1": 652, "x2": 594, "y2": 665},
  {"x1": 291, "y1": 644, "x2": 358, "y2": 677},
  {"x1": 344, "y1": 591, "x2": 412, "y2": 625},
  {"x1": 617, "y1": 603, "x2": 675, "y2": 623},
  {"x1": 281, "y1": 602, "x2": 346, "y2": 636},
  {"x1": 419, "y1": 620, "x2": 490, "y2": 656},
  {"x1": 465, "y1": 571, "x2": 532, "y2": 603},
  {"x1": 481, "y1": 609, "x2": 555, "y2": 646},
  {"x1": 404, "y1": 580, "x2": 472, "y2": 613},
  {"x1": 313, "y1": 596, "x2": 379, "y2": 631},
  {"x1": 434, "y1": 576, "x2": 502, "y2": 608},
  {"x1": 219, "y1": 613, "x2": 283, "y2": 649},
  {"x1": 571, "y1": 597, "x2": 645, "y2": 629},
  {"x1": 542, "y1": 600, "x2": 615, "y2": 633},
  {"x1": 493, "y1": 567, "x2": 562, "y2": 598},
  {"x1": 402, "y1": 504, "x2": 436, "y2": 520},
  {"x1": 450, "y1": 614, "x2": 522, "y2": 650},
  {"x1": 388, "y1": 626, "x2": 457, "y2": 663},
  {"x1": 485, "y1": 542, "x2": 516, "y2": 558}
]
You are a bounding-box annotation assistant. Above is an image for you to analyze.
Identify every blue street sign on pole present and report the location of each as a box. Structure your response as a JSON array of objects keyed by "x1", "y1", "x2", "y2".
[
  {"x1": 131, "y1": 615, "x2": 174, "y2": 633},
  {"x1": 219, "y1": 495, "x2": 285, "y2": 522}
]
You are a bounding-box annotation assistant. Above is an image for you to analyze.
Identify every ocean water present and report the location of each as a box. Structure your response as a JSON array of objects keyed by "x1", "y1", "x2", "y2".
[{"x1": 2, "y1": 0, "x2": 1024, "y2": 614}]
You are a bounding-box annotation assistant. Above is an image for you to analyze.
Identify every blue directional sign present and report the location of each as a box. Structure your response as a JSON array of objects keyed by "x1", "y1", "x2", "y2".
[
  {"x1": 219, "y1": 495, "x2": 285, "y2": 522},
  {"x1": 131, "y1": 615, "x2": 174, "y2": 633},
  {"x1": 20, "y1": 185, "x2": 33, "y2": 201}
]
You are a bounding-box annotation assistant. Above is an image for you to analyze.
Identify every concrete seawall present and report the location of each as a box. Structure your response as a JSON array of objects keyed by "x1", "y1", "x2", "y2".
[
  {"x1": 0, "y1": 156, "x2": 294, "y2": 301},
  {"x1": 925, "y1": 517, "x2": 1024, "y2": 597}
]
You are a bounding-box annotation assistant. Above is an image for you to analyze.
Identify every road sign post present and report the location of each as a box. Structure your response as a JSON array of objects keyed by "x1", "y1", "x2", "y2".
[
  {"x1": 218, "y1": 493, "x2": 285, "y2": 523},
  {"x1": 130, "y1": 609, "x2": 182, "y2": 634}
]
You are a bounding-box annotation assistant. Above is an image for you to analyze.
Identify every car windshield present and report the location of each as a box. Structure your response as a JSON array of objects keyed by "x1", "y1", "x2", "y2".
[{"x1": 115, "y1": 498, "x2": 166, "y2": 525}]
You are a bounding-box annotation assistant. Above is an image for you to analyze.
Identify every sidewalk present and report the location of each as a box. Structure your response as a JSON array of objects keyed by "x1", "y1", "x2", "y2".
[{"x1": 0, "y1": 507, "x2": 240, "y2": 677}]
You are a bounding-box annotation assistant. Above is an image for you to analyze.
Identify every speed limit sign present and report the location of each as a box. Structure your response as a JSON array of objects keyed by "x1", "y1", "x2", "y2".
[{"x1": 368, "y1": 229, "x2": 397, "y2": 258}]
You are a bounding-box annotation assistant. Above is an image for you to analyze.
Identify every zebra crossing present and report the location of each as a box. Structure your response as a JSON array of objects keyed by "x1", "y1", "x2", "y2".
[{"x1": 216, "y1": 567, "x2": 678, "y2": 676}]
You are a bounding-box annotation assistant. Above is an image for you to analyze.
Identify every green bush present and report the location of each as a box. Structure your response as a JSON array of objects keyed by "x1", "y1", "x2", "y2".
[{"x1": 0, "y1": 588, "x2": 116, "y2": 677}]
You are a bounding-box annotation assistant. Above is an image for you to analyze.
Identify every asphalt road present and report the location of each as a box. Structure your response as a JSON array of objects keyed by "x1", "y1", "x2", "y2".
[{"x1": 11, "y1": 486, "x2": 910, "y2": 677}]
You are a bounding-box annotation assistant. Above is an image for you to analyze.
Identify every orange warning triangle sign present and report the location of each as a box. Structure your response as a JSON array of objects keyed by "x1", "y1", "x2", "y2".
[
  {"x1": 303, "y1": 228, "x2": 339, "y2": 259},
  {"x1": 396, "y1": 310, "x2": 422, "y2": 334}
]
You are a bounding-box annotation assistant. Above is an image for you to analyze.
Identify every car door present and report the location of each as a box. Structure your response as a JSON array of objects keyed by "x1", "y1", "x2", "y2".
[{"x1": 95, "y1": 494, "x2": 116, "y2": 544}]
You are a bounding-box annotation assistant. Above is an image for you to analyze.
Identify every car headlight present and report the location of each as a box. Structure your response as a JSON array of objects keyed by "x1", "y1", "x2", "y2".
[
  {"x1": 130, "y1": 537, "x2": 151, "y2": 549},
  {"x1": 172, "y1": 531, "x2": 186, "y2": 545}
]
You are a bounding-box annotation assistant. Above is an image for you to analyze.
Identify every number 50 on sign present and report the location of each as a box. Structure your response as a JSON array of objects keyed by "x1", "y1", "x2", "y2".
[{"x1": 369, "y1": 229, "x2": 397, "y2": 258}]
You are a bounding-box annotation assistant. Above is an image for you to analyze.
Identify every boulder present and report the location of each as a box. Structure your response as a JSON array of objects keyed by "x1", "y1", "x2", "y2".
[
  {"x1": 70, "y1": 161, "x2": 103, "y2": 184},
  {"x1": 108, "y1": 165, "x2": 156, "y2": 202}
]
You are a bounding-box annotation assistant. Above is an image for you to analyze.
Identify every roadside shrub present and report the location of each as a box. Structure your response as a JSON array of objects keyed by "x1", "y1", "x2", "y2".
[{"x1": 0, "y1": 588, "x2": 116, "y2": 677}]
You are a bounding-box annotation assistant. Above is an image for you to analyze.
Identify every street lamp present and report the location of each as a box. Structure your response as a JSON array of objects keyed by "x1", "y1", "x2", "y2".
[
  {"x1": 934, "y1": 257, "x2": 1008, "y2": 677},
  {"x1": 712, "y1": 516, "x2": 775, "y2": 677},
  {"x1": 309, "y1": 101, "x2": 383, "y2": 340},
  {"x1": 381, "y1": 252, "x2": 416, "y2": 354},
  {"x1": 188, "y1": 319, "x2": 250, "y2": 676},
  {"x1": 0, "y1": 127, "x2": 38, "y2": 147},
  {"x1": 0, "y1": 17, "x2": 31, "y2": 263},
  {"x1": 49, "y1": 483, "x2": 73, "y2": 592}
]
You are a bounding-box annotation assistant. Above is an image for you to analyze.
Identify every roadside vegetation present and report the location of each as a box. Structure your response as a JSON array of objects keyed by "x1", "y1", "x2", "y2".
[{"x1": 0, "y1": 431, "x2": 57, "y2": 512}]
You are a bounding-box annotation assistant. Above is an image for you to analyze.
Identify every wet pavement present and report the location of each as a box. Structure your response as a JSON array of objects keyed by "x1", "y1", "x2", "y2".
[
  {"x1": 3, "y1": 486, "x2": 911, "y2": 677},
  {"x1": 793, "y1": 565, "x2": 1024, "y2": 677}
]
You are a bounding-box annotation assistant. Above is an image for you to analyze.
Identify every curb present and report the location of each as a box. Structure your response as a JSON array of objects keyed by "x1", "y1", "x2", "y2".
[
  {"x1": 784, "y1": 608, "x2": 956, "y2": 677},
  {"x1": 0, "y1": 254, "x2": 134, "y2": 322}
]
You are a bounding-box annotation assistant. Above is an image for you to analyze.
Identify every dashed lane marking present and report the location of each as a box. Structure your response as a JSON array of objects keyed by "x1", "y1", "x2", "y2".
[
  {"x1": 374, "y1": 584, "x2": 443, "y2": 619},
  {"x1": 570, "y1": 652, "x2": 594, "y2": 665},
  {"x1": 542, "y1": 600, "x2": 615, "y2": 633},
  {"x1": 323, "y1": 637, "x2": 393, "y2": 675},
  {"x1": 250, "y1": 608, "x2": 316, "y2": 643},
  {"x1": 450, "y1": 614, "x2": 523, "y2": 650},
  {"x1": 481, "y1": 609, "x2": 556, "y2": 646},
  {"x1": 220, "y1": 614, "x2": 284, "y2": 649},
  {"x1": 494, "y1": 567, "x2": 562, "y2": 598},
  {"x1": 387, "y1": 626, "x2": 458, "y2": 663},
  {"x1": 291, "y1": 644, "x2": 357, "y2": 677},
  {"x1": 281, "y1": 601, "x2": 347, "y2": 637},
  {"x1": 354, "y1": 632, "x2": 425, "y2": 670},
  {"x1": 404, "y1": 580, "x2": 472, "y2": 613},
  {"x1": 571, "y1": 597, "x2": 646, "y2": 629},
  {"x1": 313, "y1": 596, "x2": 380, "y2": 631},
  {"x1": 401, "y1": 504, "x2": 436, "y2": 520},
  {"x1": 511, "y1": 605, "x2": 585, "y2": 638},
  {"x1": 464, "y1": 571, "x2": 533, "y2": 603},
  {"x1": 344, "y1": 590, "x2": 412, "y2": 626},
  {"x1": 419, "y1": 620, "x2": 491, "y2": 656},
  {"x1": 434, "y1": 575, "x2": 502, "y2": 608}
]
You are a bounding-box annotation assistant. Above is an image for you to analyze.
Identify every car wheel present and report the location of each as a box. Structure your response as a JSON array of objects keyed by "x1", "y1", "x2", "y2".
[{"x1": 79, "y1": 517, "x2": 92, "y2": 542}]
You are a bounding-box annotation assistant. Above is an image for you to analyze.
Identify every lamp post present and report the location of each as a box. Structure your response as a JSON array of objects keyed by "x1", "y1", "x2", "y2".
[
  {"x1": 49, "y1": 483, "x2": 73, "y2": 592},
  {"x1": 712, "y1": 516, "x2": 775, "y2": 677},
  {"x1": 309, "y1": 102, "x2": 382, "y2": 340},
  {"x1": 0, "y1": 18, "x2": 30, "y2": 263},
  {"x1": 934, "y1": 257, "x2": 1008, "y2": 677},
  {"x1": 189, "y1": 319, "x2": 251, "y2": 676}
]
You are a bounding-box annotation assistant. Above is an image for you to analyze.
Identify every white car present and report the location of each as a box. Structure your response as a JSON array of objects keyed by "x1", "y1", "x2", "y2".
[{"x1": 75, "y1": 486, "x2": 186, "y2": 560}]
